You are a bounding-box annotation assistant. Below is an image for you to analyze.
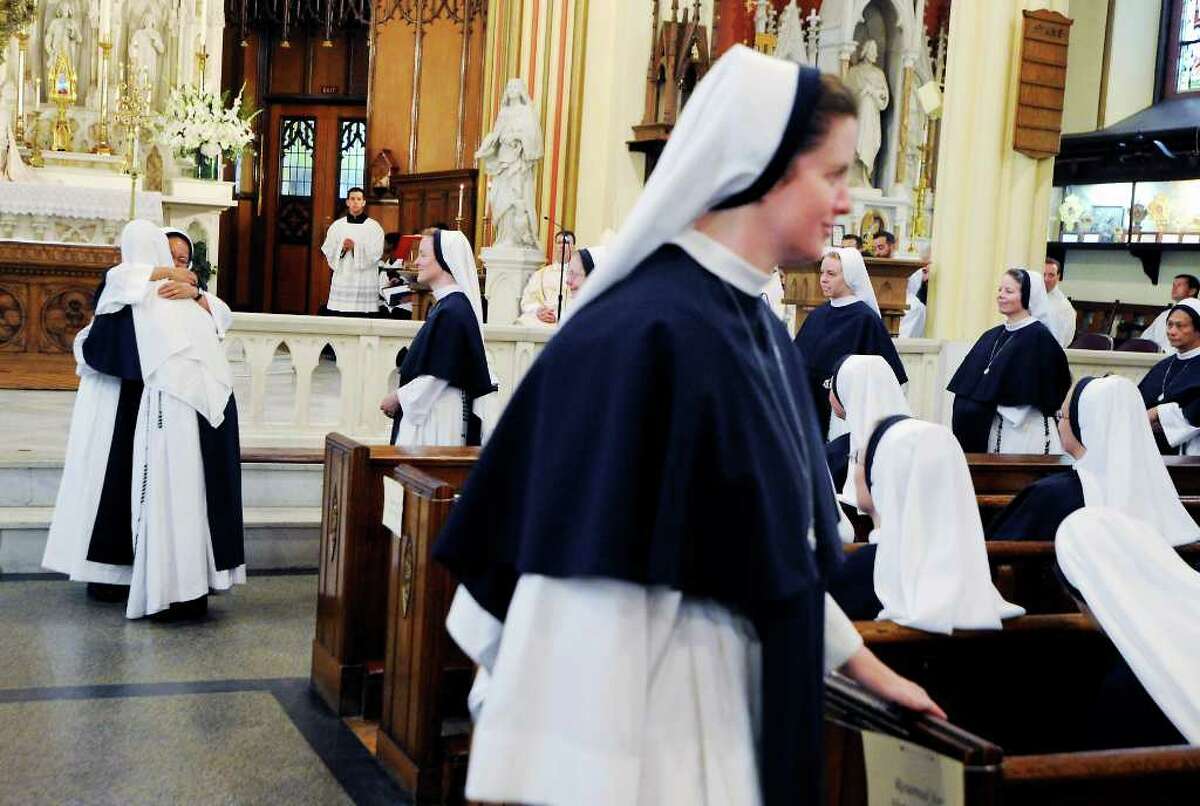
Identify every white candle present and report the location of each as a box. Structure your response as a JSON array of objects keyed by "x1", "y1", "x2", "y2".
[
  {"x1": 457, "y1": 183, "x2": 464, "y2": 219},
  {"x1": 99, "y1": 0, "x2": 112, "y2": 40}
]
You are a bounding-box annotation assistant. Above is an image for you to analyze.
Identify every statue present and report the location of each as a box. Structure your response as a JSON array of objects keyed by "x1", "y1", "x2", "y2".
[
  {"x1": 844, "y1": 39, "x2": 890, "y2": 188},
  {"x1": 774, "y1": 1, "x2": 806, "y2": 64},
  {"x1": 128, "y1": 24, "x2": 165, "y2": 95},
  {"x1": 474, "y1": 78, "x2": 543, "y2": 249},
  {"x1": 44, "y1": 1, "x2": 82, "y2": 71}
]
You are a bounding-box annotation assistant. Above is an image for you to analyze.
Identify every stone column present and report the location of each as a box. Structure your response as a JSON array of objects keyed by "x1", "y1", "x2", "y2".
[
  {"x1": 927, "y1": 0, "x2": 1069, "y2": 340},
  {"x1": 481, "y1": 244, "x2": 545, "y2": 324}
]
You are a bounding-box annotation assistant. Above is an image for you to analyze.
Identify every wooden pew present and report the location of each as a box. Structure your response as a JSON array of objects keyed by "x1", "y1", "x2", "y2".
[
  {"x1": 966, "y1": 453, "x2": 1200, "y2": 497},
  {"x1": 825, "y1": 672, "x2": 1200, "y2": 806},
  {"x1": 375, "y1": 464, "x2": 473, "y2": 802},
  {"x1": 311, "y1": 434, "x2": 479, "y2": 716}
]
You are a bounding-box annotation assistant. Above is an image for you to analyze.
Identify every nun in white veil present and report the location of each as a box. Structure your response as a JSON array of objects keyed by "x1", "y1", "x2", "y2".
[
  {"x1": 794, "y1": 246, "x2": 906, "y2": 436},
  {"x1": 432, "y1": 46, "x2": 943, "y2": 806},
  {"x1": 825, "y1": 354, "x2": 911, "y2": 505},
  {"x1": 899, "y1": 267, "x2": 927, "y2": 338},
  {"x1": 382, "y1": 228, "x2": 497, "y2": 446},
  {"x1": 829, "y1": 415, "x2": 1025, "y2": 631},
  {"x1": 43, "y1": 220, "x2": 245, "y2": 620},
  {"x1": 1057, "y1": 507, "x2": 1197, "y2": 744}
]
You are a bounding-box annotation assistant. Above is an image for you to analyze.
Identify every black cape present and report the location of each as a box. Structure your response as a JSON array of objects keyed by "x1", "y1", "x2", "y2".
[
  {"x1": 78, "y1": 285, "x2": 244, "y2": 571},
  {"x1": 947, "y1": 321, "x2": 1071, "y2": 453},
  {"x1": 826, "y1": 432, "x2": 851, "y2": 490},
  {"x1": 827, "y1": 543, "x2": 882, "y2": 620},
  {"x1": 985, "y1": 470, "x2": 1083, "y2": 541},
  {"x1": 393, "y1": 290, "x2": 494, "y2": 446},
  {"x1": 433, "y1": 245, "x2": 844, "y2": 806},
  {"x1": 1138, "y1": 353, "x2": 1200, "y2": 454},
  {"x1": 793, "y1": 301, "x2": 907, "y2": 429}
]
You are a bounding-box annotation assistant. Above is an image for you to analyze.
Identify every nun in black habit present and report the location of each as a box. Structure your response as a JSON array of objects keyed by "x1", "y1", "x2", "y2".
[
  {"x1": 1139, "y1": 298, "x2": 1200, "y2": 455},
  {"x1": 794, "y1": 246, "x2": 906, "y2": 435},
  {"x1": 988, "y1": 376, "x2": 1199, "y2": 545},
  {"x1": 947, "y1": 267, "x2": 1071, "y2": 454},
  {"x1": 380, "y1": 229, "x2": 496, "y2": 446},
  {"x1": 429, "y1": 47, "x2": 942, "y2": 806}
]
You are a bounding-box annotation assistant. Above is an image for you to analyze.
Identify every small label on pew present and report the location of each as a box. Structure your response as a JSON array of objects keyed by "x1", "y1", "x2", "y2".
[
  {"x1": 382, "y1": 476, "x2": 406, "y2": 534},
  {"x1": 861, "y1": 730, "x2": 964, "y2": 806}
]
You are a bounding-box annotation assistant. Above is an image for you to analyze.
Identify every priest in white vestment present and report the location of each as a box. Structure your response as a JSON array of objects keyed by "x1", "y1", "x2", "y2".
[
  {"x1": 321, "y1": 187, "x2": 386, "y2": 315},
  {"x1": 517, "y1": 232, "x2": 575, "y2": 326},
  {"x1": 1141, "y1": 273, "x2": 1200, "y2": 351},
  {"x1": 1042, "y1": 257, "x2": 1076, "y2": 347}
]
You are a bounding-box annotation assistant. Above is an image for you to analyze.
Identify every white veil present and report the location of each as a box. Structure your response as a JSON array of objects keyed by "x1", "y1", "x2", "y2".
[
  {"x1": 827, "y1": 246, "x2": 880, "y2": 316},
  {"x1": 436, "y1": 229, "x2": 486, "y2": 327},
  {"x1": 1056, "y1": 507, "x2": 1200, "y2": 742},
  {"x1": 563, "y1": 46, "x2": 816, "y2": 321},
  {"x1": 1072, "y1": 375, "x2": 1200, "y2": 546},
  {"x1": 868, "y1": 418, "x2": 1025, "y2": 633},
  {"x1": 833, "y1": 355, "x2": 911, "y2": 507}
]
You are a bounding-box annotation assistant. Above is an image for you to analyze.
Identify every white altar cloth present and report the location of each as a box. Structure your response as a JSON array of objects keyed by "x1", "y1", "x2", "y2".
[{"x1": 0, "y1": 181, "x2": 164, "y2": 223}]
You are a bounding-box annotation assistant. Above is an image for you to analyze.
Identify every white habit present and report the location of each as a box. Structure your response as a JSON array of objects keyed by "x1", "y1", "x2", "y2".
[
  {"x1": 1045, "y1": 285, "x2": 1077, "y2": 347},
  {"x1": 322, "y1": 215, "x2": 386, "y2": 313},
  {"x1": 1141, "y1": 307, "x2": 1172, "y2": 353},
  {"x1": 1157, "y1": 343, "x2": 1200, "y2": 455},
  {"x1": 898, "y1": 268, "x2": 926, "y2": 339}
]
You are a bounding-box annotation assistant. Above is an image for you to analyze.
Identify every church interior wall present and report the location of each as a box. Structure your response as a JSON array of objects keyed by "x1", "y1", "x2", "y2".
[
  {"x1": 1100, "y1": 0, "x2": 1161, "y2": 127},
  {"x1": 1060, "y1": 0, "x2": 1109, "y2": 134},
  {"x1": 1060, "y1": 252, "x2": 1200, "y2": 307}
]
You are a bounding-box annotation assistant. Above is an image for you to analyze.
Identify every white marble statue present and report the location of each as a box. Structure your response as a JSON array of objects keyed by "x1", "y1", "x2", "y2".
[
  {"x1": 475, "y1": 78, "x2": 543, "y2": 250},
  {"x1": 845, "y1": 39, "x2": 890, "y2": 188},
  {"x1": 45, "y1": 1, "x2": 83, "y2": 69},
  {"x1": 774, "y1": 1, "x2": 806, "y2": 63},
  {"x1": 129, "y1": 24, "x2": 165, "y2": 91}
]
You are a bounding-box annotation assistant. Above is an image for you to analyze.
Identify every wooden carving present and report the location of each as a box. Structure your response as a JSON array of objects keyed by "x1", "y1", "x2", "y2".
[{"x1": 1013, "y1": 10, "x2": 1073, "y2": 160}]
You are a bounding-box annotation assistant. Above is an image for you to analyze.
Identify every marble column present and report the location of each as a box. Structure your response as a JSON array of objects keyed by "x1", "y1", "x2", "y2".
[
  {"x1": 481, "y1": 244, "x2": 545, "y2": 324},
  {"x1": 927, "y1": 0, "x2": 1069, "y2": 340}
]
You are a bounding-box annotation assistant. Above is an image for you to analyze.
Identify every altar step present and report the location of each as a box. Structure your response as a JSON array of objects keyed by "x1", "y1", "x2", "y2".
[{"x1": 0, "y1": 461, "x2": 325, "y2": 575}]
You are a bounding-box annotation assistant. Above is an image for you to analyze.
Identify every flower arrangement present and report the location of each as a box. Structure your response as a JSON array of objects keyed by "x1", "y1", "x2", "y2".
[
  {"x1": 156, "y1": 82, "x2": 259, "y2": 163},
  {"x1": 1058, "y1": 194, "x2": 1085, "y2": 232}
]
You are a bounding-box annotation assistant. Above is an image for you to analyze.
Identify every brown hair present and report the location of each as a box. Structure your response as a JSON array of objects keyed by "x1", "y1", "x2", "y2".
[
  {"x1": 796, "y1": 73, "x2": 858, "y2": 155},
  {"x1": 1044, "y1": 256, "x2": 1062, "y2": 277}
]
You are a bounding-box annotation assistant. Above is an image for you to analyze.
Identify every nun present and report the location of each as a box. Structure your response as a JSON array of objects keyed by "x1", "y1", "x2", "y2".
[
  {"x1": 1056, "y1": 508, "x2": 1197, "y2": 745},
  {"x1": 825, "y1": 353, "x2": 911, "y2": 497},
  {"x1": 898, "y1": 265, "x2": 927, "y2": 338},
  {"x1": 565, "y1": 245, "x2": 603, "y2": 298},
  {"x1": 828, "y1": 415, "x2": 1024, "y2": 631},
  {"x1": 793, "y1": 246, "x2": 907, "y2": 433},
  {"x1": 42, "y1": 220, "x2": 244, "y2": 620},
  {"x1": 380, "y1": 229, "x2": 496, "y2": 446},
  {"x1": 989, "y1": 376, "x2": 1199, "y2": 544},
  {"x1": 1139, "y1": 298, "x2": 1200, "y2": 455},
  {"x1": 947, "y1": 268, "x2": 1071, "y2": 454},
  {"x1": 430, "y1": 48, "x2": 941, "y2": 806}
]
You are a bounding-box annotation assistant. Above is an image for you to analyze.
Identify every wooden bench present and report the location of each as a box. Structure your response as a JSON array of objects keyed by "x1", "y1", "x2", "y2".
[
  {"x1": 311, "y1": 434, "x2": 479, "y2": 716},
  {"x1": 966, "y1": 453, "x2": 1200, "y2": 496}
]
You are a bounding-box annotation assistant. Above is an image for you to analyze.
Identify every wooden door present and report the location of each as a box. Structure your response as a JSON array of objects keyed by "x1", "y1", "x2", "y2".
[{"x1": 262, "y1": 104, "x2": 367, "y2": 314}]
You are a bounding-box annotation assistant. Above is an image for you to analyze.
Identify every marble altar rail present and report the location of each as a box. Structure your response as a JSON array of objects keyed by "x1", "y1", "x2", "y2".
[
  {"x1": 226, "y1": 313, "x2": 553, "y2": 447},
  {"x1": 224, "y1": 315, "x2": 1162, "y2": 448}
]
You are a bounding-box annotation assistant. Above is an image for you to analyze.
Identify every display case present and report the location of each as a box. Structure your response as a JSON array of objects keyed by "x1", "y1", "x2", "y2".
[
  {"x1": 1129, "y1": 179, "x2": 1200, "y2": 243},
  {"x1": 1053, "y1": 182, "x2": 1133, "y2": 243}
]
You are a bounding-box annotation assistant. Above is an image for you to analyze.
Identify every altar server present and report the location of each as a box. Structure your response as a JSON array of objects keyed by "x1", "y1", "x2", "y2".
[
  {"x1": 381, "y1": 229, "x2": 496, "y2": 446},
  {"x1": 1140, "y1": 298, "x2": 1200, "y2": 455},
  {"x1": 794, "y1": 246, "x2": 906, "y2": 434},
  {"x1": 1042, "y1": 258, "x2": 1076, "y2": 347},
  {"x1": 1140, "y1": 273, "x2": 1200, "y2": 352},
  {"x1": 989, "y1": 376, "x2": 1199, "y2": 545},
  {"x1": 825, "y1": 354, "x2": 911, "y2": 498},
  {"x1": 828, "y1": 415, "x2": 1024, "y2": 631},
  {"x1": 947, "y1": 268, "x2": 1071, "y2": 453},
  {"x1": 431, "y1": 48, "x2": 942, "y2": 806},
  {"x1": 321, "y1": 187, "x2": 386, "y2": 315},
  {"x1": 1056, "y1": 508, "x2": 1197, "y2": 744},
  {"x1": 42, "y1": 220, "x2": 244, "y2": 620}
]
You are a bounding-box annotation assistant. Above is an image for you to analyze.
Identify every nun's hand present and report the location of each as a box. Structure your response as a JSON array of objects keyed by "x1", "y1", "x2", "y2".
[
  {"x1": 158, "y1": 281, "x2": 199, "y2": 300},
  {"x1": 380, "y1": 393, "x2": 400, "y2": 418},
  {"x1": 1148, "y1": 407, "x2": 1161, "y2": 426},
  {"x1": 842, "y1": 646, "x2": 948, "y2": 721}
]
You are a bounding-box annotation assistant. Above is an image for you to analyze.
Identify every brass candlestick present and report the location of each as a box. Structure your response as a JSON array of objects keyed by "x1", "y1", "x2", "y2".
[
  {"x1": 14, "y1": 29, "x2": 29, "y2": 145},
  {"x1": 91, "y1": 41, "x2": 114, "y2": 154},
  {"x1": 115, "y1": 69, "x2": 153, "y2": 219},
  {"x1": 196, "y1": 46, "x2": 209, "y2": 86}
]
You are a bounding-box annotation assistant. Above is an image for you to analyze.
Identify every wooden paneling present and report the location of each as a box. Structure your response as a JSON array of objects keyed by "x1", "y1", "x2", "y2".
[
  {"x1": 1014, "y1": 10, "x2": 1073, "y2": 160},
  {"x1": 270, "y1": 40, "x2": 307, "y2": 95},
  {"x1": 391, "y1": 169, "x2": 478, "y2": 243},
  {"x1": 782, "y1": 256, "x2": 920, "y2": 336},
  {"x1": 0, "y1": 242, "x2": 118, "y2": 390}
]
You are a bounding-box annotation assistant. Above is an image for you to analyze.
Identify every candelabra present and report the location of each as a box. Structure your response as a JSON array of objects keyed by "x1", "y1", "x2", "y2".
[{"x1": 115, "y1": 69, "x2": 154, "y2": 219}]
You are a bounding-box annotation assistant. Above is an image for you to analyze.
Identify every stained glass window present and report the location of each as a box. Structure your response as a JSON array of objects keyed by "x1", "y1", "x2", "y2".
[
  {"x1": 279, "y1": 117, "x2": 315, "y2": 197},
  {"x1": 1178, "y1": 0, "x2": 1200, "y2": 93},
  {"x1": 337, "y1": 119, "x2": 367, "y2": 199}
]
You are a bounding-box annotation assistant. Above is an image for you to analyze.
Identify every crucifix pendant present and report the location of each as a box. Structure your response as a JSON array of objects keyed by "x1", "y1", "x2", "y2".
[
  {"x1": 1160, "y1": 393, "x2": 1166, "y2": 401},
  {"x1": 984, "y1": 368, "x2": 990, "y2": 375}
]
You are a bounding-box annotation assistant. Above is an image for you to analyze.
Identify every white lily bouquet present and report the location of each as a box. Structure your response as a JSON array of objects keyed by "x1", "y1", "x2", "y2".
[{"x1": 157, "y1": 83, "x2": 259, "y2": 174}]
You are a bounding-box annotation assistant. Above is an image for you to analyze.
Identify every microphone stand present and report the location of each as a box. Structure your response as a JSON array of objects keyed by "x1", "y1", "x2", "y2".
[{"x1": 543, "y1": 215, "x2": 575, "y2": 324}]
